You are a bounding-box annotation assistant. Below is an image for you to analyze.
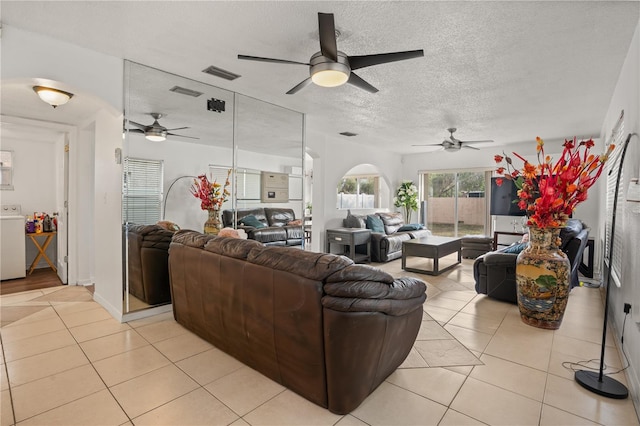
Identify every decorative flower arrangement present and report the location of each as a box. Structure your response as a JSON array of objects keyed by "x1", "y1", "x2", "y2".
[
  {"x1": 394, "y1": 180, "x2": 419, "y2": 224},
  {"x1": 494, "y1": 137, "x2": 614, "y2": 229},
  {"x1": 190, "y1": 169, "x2": 232, "y2": 211}
]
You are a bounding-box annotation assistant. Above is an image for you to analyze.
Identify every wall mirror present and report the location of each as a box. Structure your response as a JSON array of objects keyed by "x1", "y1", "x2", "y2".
[{"x1": 122, "y1": 61, "x2": 304, "y2": 314}]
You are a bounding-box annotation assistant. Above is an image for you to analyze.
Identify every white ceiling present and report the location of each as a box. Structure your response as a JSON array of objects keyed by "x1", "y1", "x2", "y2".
[{"x1": 1, "y1": 1, "x2": 639, "y2": 154}]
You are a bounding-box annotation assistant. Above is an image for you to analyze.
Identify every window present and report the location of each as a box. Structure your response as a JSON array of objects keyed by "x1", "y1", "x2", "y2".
[
  {"x1": 337, "y1": 175, "x2": 379, "y2": 209},
  {"x1": 604, "y1": 111, "x2": 625, "y2": 287},
  {"x1": 123, "y1": 158, "x2": 163, "y2": 225},
  {"x1": 0, "y1": 151, "x2": 14, "y2": 190}
]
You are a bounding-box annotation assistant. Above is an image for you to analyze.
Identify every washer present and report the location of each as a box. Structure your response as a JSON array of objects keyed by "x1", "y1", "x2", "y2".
[{"x1": 1, "y1": 204, "x2": 26, "y2": 280}]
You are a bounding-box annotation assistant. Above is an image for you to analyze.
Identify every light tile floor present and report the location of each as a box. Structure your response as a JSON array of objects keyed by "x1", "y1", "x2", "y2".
[{"x1": 1, "y1": 257, "x2": 639, "y2": 425}]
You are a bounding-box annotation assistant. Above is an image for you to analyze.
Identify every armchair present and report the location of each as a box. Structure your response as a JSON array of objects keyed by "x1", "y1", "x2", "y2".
[{"x1": 474, "y1": 219, "x2": 590, "y2": 303}]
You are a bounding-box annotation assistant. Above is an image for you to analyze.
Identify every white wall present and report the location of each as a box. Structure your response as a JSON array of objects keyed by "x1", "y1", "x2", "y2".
[
  {"x1": 2, "y1": 24, "x2": 124, "y2": 317},
  {"x1": 600, "y1": 17, "x2": 640, "y2": 410},
  {"x1": 306, "y1": 127, "x2": 403, "y2": 252}
]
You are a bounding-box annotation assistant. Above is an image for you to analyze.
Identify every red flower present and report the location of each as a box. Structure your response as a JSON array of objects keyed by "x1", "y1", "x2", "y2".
[
  {"x1": 493, "y1": 137, "x2": 610, "y2": 229},
  {"x1": 190, "y1": 169, "x2": 232, "y2": 211}
]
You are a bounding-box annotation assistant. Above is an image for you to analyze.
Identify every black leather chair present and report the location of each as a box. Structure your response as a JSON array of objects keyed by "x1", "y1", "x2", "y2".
[{"x1": 474, "y1": 219, "x2": 590, "y2": 303}]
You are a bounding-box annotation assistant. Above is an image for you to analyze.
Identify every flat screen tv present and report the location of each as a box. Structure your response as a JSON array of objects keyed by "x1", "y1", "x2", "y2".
[{"x1": 490, "y1": 177, "x2": 526, "y2": 216}]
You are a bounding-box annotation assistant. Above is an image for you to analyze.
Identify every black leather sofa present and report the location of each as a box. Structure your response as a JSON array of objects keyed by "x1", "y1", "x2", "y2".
[
  {"x1": 343, "y1": 211, "x2": 431, "y2": 262},
  {"x1": 222, "y1": 207, "x2": 303, "y2": 246},
  {"x1": 473, "y1": 219, "x2": 590, "y2": 303}
]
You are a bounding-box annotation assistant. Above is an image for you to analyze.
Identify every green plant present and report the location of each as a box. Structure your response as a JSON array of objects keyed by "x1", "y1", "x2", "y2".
[{"x1": 394, "y1": 180, "x2": 418, "y2": 224}]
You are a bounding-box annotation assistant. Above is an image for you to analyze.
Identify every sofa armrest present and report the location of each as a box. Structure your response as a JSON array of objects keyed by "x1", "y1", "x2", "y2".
[{"x1": 483, "y1": 252, "x2": 518, "y2": 267}]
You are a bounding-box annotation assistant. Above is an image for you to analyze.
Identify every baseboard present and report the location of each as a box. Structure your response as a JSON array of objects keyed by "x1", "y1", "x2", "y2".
[
  {"x1": 92, "y1": 291, "x2": 124, "y2": 322},
  {"x1": 121, "y1": 304, "x2": 173, "y2": 323}
]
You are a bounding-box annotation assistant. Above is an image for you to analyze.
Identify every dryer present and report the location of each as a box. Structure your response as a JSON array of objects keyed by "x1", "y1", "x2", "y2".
[{"x1": 1, "y1": 204, "x2": 26, "y2": 280}]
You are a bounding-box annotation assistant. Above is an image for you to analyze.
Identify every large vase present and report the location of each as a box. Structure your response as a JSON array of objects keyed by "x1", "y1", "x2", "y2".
[
  {"x1": 204, "y1": 209, "x2": 222, "y2": 235},
  {"x1": 515, "y1": 226, "x2": 570, "y2": 330}
]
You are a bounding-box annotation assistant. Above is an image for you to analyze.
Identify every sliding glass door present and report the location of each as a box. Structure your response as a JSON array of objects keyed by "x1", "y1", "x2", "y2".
[{"x1": 420, "y1": 170, "x2": 490, "y2": 237}]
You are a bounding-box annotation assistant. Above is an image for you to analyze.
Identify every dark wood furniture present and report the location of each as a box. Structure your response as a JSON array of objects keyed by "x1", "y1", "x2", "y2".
[
  {"x1": 402, "y1": 236, "x2": 462, "y2": 275},
  {"x1": 325, "y1": 228, "x2": 371, "y2": 263},
  {"x1": 493, "y1": 231, "x2": 523, "y2": 250}
]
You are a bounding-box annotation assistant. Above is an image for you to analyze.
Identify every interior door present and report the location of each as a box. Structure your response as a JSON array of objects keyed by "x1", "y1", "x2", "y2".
[{"x1": 55, "y1": 135, "x2": 69, "y2": 283}]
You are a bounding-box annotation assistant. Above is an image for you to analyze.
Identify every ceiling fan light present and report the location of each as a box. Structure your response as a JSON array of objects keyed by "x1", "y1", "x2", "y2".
[
  {"x1": 145, "y1": 128, "x2": 166, "y2": 142},
  {"x1": 33, "y1": 86, "x2": 74, "y2": 108},
  {"x1": 311, "y1": 69, "x2": 349, "y2": 87}
]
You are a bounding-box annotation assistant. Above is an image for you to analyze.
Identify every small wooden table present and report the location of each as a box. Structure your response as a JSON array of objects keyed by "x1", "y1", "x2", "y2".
[
  {"x1": 26, "y1": 231, "x2": 57, "y2": 275},
  {"x1": 402, "y1": 236, "x2": 461, "y2": 275},
  {"x1": 326, "y1": 228, "x2": 371, "y2": 263}
]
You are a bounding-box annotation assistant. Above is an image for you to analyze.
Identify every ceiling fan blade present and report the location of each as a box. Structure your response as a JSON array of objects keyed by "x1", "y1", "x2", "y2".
[
  {"x1": 128, "y1": 128, "x2": 145, "y2": 134},
  {"x1": 347, "y1": 72, "x2": 378, "y2": 93},
  {"x1": 165, "y1": 127, "x2": 189, "y2": 131},
  {"x1": 286, "y1": 77, "x2": 313, "y2": 95},
  {"x1": 128, "y1": 120, "x2": 148, "y2": 130},
  {"x1": 318, "y1": 13, "x2": 338, "y2": 62},
  {"x1": 237, "y1": 54, "x2": 309, "y2": 66},
  {"x1": 349, "y1": 50, "x2": 424, "y2": 70},
  {"x1": 462, "y1": 145, "x2": 480, "y2": 150},
  {"x1": 166, "y1": 133, "x2": 199, "y2": 140},
  {"x1": 459, "y1": 139, "x2": 494, "y2": 144},
  {"x1": 411, "y1": 143, "x2": 444, "y2": 147}
]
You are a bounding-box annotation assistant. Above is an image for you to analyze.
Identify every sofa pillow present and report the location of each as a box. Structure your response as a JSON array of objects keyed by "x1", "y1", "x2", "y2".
[
  {"x1": 503, "y1": 242, "x2": 528, "y2": 254},
  {"x1": 398, "y1": 223, "x2": 424, "y2": 232},
  {"x1": 287, "y1": 219, "x2": 303, "y2": 226},
  {"x1": 366, "y1": 215, "x2": 385, "y2": 233},
  {"x1": 239, "y1": 215, "x2": 267, "y2": 228},
  {"x1": 344, "y1": 210, "x2": 366, "y2": 228},
  {"x1": 377, "y1": 212, "x2": 404, "y2": 235}
]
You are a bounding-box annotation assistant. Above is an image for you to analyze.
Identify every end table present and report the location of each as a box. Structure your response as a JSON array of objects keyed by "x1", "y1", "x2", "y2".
[{"x1": 325, "y1": 228, "x2": 371, "y2": 263}]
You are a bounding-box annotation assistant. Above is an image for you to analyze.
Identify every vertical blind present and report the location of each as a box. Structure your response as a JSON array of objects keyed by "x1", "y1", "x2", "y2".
[
  {"x1": 123, "y1": 157, "x2": 163, "y2": 225},
  {"x1": 604, "y1": 111, "x2": 625, "y2": 287}
]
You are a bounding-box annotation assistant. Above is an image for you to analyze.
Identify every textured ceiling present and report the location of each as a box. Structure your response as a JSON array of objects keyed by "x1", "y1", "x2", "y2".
[{"x1": 1, "y1": 1, "x2": 639, "y2": 154}]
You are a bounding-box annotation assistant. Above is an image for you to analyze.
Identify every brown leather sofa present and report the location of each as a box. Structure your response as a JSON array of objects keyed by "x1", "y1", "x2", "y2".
[
  {"x1": 126, "y1": 224, "x2": 174, "y2": 305},
  {"x1": 222, "y1": 207, "x2": 303, "y2": 246},
  {"x1": 168, "y1": 230, "x2": 427, "y2": 414}
]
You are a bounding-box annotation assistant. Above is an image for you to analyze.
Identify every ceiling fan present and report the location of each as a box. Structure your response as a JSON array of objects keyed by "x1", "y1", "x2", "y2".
[
  {"x1": 413, "y1": 128, "x2": 494, "y2": 152},
  {"x1": 238, "y1": 12, "x2": 424, "y2": 95},
  {"x1": 127, "y1": 113, "x2": 199, "y2": 142}
]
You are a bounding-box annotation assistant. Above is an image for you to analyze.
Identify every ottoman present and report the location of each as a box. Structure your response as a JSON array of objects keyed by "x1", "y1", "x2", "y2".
[{"x1": 461, "y1": 235, "x2": 493, "y2": 259}]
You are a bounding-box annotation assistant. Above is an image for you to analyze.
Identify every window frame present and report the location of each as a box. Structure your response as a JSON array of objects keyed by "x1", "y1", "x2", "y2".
[{"x1": 122, "y1": 157, "x2": 164, "y2": 225}]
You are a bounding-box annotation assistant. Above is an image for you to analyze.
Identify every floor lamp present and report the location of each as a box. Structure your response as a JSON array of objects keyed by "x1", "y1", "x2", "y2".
[{"x1": 574, "y1": 132, "x2": 636, "y2": 399}]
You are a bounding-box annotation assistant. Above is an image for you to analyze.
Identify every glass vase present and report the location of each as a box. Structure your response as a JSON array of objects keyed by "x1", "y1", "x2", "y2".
[
  {"x1": 204, "y1": 209, "x2": 222, "y2": 235},
  {"x1": 515, "y1": 226, "x2": 570, "y2": 330}
]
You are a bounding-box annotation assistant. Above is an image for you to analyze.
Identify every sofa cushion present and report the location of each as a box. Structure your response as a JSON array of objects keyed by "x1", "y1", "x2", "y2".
[
  {"x1": 248, "y1": 246, "x2": 353, "y2": 281},
  {"x1": 204, "y1": 237, "x2": 263, "y2": 259},
  {"x1": 560, "y1": 219, "x2": 583, "y2": 250},
  {"x1": 171, "y1": 229, "x2": 217, "y2": 248},
  {"x1": 366, "y1": 215, "x2": 385, "y2": 233},
  {"x1": 264, "y1": 208, "x2": 295, "y2": 227},
  {"x1": 344, "y1": 210, "x2": 367, "y2": 228},
  {"x1": 239, "y1": 215, "x2": 267, "y2": 228},
  {"x1": 398, "y1": 223, "x2": 424, "y2": 232},
  {"x1": 377, "y1": 212, "x2": 404, "y2": 235}
]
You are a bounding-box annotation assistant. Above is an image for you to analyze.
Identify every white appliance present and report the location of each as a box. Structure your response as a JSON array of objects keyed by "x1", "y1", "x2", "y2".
[{"x1": 1, "y1": 204, "x2": 26, "y2": 280}]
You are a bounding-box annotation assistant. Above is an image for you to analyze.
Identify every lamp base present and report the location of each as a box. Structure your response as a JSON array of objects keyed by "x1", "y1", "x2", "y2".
[{"x1": 575, "y1": 370, "x2": 628, "y2": 399}]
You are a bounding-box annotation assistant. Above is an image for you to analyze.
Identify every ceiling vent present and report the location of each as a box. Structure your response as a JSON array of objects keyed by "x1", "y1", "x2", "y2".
[
  {"x1": 339, "y1": 131, "x2": 358, "y2": 137},
  {"x1": 169, "y1": 86, "x2": 203, "y2": 97},
  {"x1": 202, "y1": 65, "x2": 241, "y2": 81}
]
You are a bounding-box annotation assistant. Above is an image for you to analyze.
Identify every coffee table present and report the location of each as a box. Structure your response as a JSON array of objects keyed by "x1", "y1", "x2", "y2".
[{"x1": 402, "y1": 236, "x2": 462, "y2": 275}]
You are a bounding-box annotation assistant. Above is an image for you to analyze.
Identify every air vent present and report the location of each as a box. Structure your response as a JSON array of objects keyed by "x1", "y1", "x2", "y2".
[
  {"x1": 339, "y1": 131, "x2": 358, "y2": 137},
  {"x1": 169, "y1": 86, "x2": 203, "y2": 97},
  {"x1": 202, "y1": 65, "x2": 241, "y2": 81}
]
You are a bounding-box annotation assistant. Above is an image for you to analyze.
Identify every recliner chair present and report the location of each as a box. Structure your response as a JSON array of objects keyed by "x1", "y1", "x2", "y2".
[{"x1": 474, "y1": 219, "x2": 590, "y2": 303}]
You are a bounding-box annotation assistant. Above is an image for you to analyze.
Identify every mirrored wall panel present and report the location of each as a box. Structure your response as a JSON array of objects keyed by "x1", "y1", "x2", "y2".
[{"x1": 122, "y1": 61, "x2": 304, "y2": 314}]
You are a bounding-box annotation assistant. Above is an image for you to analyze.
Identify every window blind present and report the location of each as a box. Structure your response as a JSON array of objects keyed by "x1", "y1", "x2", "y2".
[
  {"x1": 604, "y1": 111, "x2": 625, "y2": 287},
  {"x1": 123, "y1": 158, "x2": 163, "y2": 225}
]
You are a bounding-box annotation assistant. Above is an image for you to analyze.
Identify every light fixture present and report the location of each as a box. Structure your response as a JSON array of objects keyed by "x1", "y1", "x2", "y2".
[
  {"x1": 144, "y1": 128, "x2": 166, "y2": 142},
  {"x1": 309, "y1": 52, "x2": 350, "y2": 88},
  {"x1": 33, "y1": 86, "x2": 74, "y2": 108}
]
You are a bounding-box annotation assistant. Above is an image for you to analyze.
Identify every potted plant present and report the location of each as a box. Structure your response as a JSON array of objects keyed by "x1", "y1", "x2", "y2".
[{"x1": 394, "y1": 180, "x2": 418, "y2": 224}]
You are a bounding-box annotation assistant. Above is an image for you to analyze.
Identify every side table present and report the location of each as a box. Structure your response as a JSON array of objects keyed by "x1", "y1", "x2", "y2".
[
  {"x1": 26, "y1": 231, "x2": 57, "y2": 275},
  {"x1": 326, "y1": 228, "x2": 371, "y2": 263}
]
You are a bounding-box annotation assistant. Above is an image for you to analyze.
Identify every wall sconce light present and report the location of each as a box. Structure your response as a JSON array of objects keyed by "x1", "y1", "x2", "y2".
[{"x1": 33, "y1": 86, "x2": 74, "y2": 108}]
